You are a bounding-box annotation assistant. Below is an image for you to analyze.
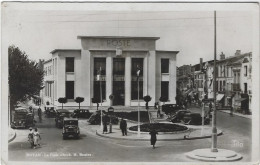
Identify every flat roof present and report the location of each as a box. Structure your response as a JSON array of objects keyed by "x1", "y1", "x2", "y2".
[
  {"x1": 50, "y1": 49, "x2": 81, "y2": 54},
  {"x1": 77, "y1": 36, "x2": 160, "y2": 40},
  {"x1": 43, "y1": 59, "x2": 52, "y2": 64}
]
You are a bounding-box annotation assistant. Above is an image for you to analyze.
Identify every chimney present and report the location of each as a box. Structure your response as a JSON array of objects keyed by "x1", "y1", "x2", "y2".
[
  {"x1": 235, "y1": 50, "x2": 241, "y2": 56},
  {"x1": 220, "y1": 52, "x2": 225, "y2": 60}
]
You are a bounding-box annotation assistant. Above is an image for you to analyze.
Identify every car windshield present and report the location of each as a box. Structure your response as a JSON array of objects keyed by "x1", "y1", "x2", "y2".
[
  {"x1": 64, "y1": 120, "x2": 78, "y2": 125},
  {"x1": 60, "y1": 112, "x2": 71, "y2": 117},
  {"x1": 14, "y1": 114, "x2": 26, "y2": 119}
]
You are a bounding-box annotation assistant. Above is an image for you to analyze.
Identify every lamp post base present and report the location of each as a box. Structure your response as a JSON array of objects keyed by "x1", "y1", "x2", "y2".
[{"x1": 186, "y1": 148, "x2": 242, "y2": 162}]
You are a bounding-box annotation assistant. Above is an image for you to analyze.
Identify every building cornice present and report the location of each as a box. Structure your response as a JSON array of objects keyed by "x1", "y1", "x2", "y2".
[
  {"x1": 50, "y1": 49, "x2": 81, "y2": 54},
  {"x1": 77, "y1": 36, "x2": 160, "y2": 40}
]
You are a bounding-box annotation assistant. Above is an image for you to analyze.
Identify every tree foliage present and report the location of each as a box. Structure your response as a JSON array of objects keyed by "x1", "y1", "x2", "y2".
[
  {"x1": 9, "y1": 45, "x2": 44, "y2": 110},
  {"x1": 75, "y1": 97, "x2": 84, "y2": 109},
  {"x1": 58, "y1": 97, "x2": 67, "y2": 109},
  {"x1": 92, "y1": 97, "x2": 102, "y2": 110}
]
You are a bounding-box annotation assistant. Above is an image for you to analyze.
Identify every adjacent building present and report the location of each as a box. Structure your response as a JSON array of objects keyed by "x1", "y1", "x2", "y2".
[{"x1": 42, "y1": 36, "x2": 179, "y2": 108}]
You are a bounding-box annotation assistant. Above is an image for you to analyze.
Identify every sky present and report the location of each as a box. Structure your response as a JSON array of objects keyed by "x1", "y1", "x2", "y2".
[{"x1": 2, "y1": 2, "x2": 256, "y2": 66}]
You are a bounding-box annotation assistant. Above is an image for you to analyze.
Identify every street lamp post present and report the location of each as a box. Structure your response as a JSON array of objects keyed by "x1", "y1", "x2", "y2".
[
  {"x1": 137, "y1": 66, "x2": 141, "y2": 137},
  {"x1": 98, "y1": 67, "x2": 103, "y2": 130}
]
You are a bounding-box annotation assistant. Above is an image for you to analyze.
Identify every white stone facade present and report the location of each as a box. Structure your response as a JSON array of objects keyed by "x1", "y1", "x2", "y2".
[{"x1": 42, "y1": 36, "x2": 179, "y2": 108}]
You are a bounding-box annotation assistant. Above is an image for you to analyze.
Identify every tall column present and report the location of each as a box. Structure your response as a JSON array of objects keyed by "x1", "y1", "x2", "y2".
[
  {"x1": 125, "y1": 56, "x2": 131, "y2": 106},
  {"x1": 106, "y1": 56, "x2": 113, "y2": 106},
  {"x1": 143, "y1": 55, "x2": 148, "y2": 96},
  {"x1": 169, "y1": 55, "x2": 177, "y2": 104},
  {"x1": 148, "y1": 51, "x2": 156, "y2": 105},
  {"x1": 81, "y1": 49, "x2": 92, "y2": 106}
]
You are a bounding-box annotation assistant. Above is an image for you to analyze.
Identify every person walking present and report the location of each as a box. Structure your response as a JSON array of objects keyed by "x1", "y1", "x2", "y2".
[
  {"x1": 157, "y1": 108, "x2": 161, "y2": 118},
  {"x1": 33, "y1": 128, "x2": 41, "y2": 149},
  {"x1": 103, "y1": 121, "x2": 108, "y2": 134},
  {"x1": 120, "y1": 118, "x2": 127, "y2": 136},
  {"x1": 149, "y1": 129, "x2": 158, "y2": 149},
  {"x1": 38, "y1": 107, "x2": 42, "y2": 123},
  {"x1": 28, "y1": 127, "x2": 34, "y2": 148}
]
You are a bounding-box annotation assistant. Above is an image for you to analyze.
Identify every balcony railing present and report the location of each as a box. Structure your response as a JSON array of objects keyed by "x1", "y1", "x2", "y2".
[{"x1": 232, "y1": 83, "x2": 241, "y2": 91}]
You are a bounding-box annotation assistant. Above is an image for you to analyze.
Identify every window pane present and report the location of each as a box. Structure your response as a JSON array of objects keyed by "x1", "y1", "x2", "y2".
[
  {"x1": 94, "y1": 58, "x2": 106, "y2": 75},
  {"x1": 66, "y1": 81, "x2": 74, "y2": 99},
  {"x1": 66, "y1": 57, "x2": 74, "y2": 72},
  {"x1": 132, "y1": 58, "x2": 143, "y2": 76},
  {"x1": 131, "y1": 81, "x2": 143, "y2": 100},
  {"x1": 113, "y1": 58, "x2": 125, "y2": 75},
  {"x1": 161, "y1": 81, "x2": 169, "y2": 100},
  {"x1": 161, "y1": 59, "x2": 169, "y2": 73}
]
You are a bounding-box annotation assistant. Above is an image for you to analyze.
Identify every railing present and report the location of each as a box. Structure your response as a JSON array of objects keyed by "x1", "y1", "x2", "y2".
[{"x1": 232, "y1": 83, "x2": 241, "y2": 91}]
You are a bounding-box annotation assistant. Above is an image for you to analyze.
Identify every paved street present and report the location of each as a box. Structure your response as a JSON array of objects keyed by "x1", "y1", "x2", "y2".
[{"x1": 9, "y1": 106, "x2": 251, "y2": 162}]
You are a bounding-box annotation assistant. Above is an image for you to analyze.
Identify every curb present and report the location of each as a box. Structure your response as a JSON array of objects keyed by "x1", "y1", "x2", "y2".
[
  {"x1": 95, "y1": 129, "x2": 223, "y2": 141},
  {"x1": 8, "y1": 131, "x2": 16, "y2": 143},
  {"x1": 218, "y1": 110, "x2": 251, "y2": 119}
]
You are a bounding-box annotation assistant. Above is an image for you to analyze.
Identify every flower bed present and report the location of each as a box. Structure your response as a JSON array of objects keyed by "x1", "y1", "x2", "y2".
[
  {"x1": 129, "y1": 123, "x2": 188, "y2": 132},
  {"x1": 113, "y1": 111, "x2": 149, "y2": 123}
]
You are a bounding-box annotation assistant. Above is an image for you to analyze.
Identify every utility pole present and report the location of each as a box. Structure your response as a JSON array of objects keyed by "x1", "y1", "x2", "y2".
[
  {"x1": 99, "y1": 67, "x2": 103, "y2": 130},
  {"x1": 212, "y1": 10, "x2": 218, "y2": 152},
  {"x1": 137, "y1": 65, "x2": 141, "y2": 137}
]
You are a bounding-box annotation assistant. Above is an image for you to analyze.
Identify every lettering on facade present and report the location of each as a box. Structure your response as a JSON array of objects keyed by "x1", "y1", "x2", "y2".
[{"x1": 107, "y1": 39, "x2": 131, "y2": 47}]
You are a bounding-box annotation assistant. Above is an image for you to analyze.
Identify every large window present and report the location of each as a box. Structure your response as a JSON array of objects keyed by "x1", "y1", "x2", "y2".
[
  {"x1": 93, "y1": 81, "x2": 106, "y2": 100},
  {"x1": 94, "y1": 58, "x2": 106, "y2": 75},
  {"x1": 113, "y1": 58, "x2": 125, "y2": 75},
  {"x1": 131, "y1": 81, "x2": 143, "y2": 100},
  {"x1": 244, "y1": 66, "x2": 247, "y2": 77},
  {"x1": 66, "y1": 57, "x2": 74, "y2": 72},
  {"x1": 161, "y1": 81, "x2": 169, "y2": 100},
  {"x1": 161, "y1": 59, "x2": 169, "y2": 73},
  {"x1": 131, "y1": 58, "x2": 143, "y2": 76},
  {"x1": 66, "y1": 81, "x2": 74, "y2": 99}
]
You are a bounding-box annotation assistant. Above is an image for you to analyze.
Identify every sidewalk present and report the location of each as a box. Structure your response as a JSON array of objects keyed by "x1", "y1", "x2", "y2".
[
  {"x1": 218, "y1": 110, "x2": 252, "y2": 119},
  {"x1": 8, "y1": 127, "x2": 16, "y2": 143}
]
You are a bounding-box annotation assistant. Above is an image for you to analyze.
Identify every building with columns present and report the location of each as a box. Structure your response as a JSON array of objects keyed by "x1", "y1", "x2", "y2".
[{"x1": 42, "y1": 36, "x2": 179, "y2": 108}]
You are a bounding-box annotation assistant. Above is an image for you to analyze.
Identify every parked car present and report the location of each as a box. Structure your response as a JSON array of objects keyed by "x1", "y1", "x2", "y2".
[
  {"x1": 55, "y1": 109, "x2": 72, "y2": 128},
  {"x1": 162, "y1": 104, "x2": 182, "y2": 115},
  {"x1": 45, "y1": 105, "x2": 56, "y2": 118},
  {"x1": 168, "y1": 110, "x2": 191, "y2": 123},
  {"x1": 11, "y1": 107, "x2": 35, "y2": 129},
  {"x1": 183, "y1": 112, "x2": 210, "y2": 125},
  {"x1": 71, "y1": 109, "x2": 92, "y2": 119},
  {"x1": 62, "y1": 118, "x2": 80, "y2": 139},
  {"x1": 88, "y1": 113, "x2": 119, "y2": 125}
]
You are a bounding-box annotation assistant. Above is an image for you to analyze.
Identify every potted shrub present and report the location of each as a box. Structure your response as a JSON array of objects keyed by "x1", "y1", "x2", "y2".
[
  {"x1": 58, "y1": 97, "x2": 67, "y2": 109},
  {"x1": 143, "y1": 95, "x2": 152, "y2": 109},
  {"x1": 75, "y1": 97, "x2": 84, "y2": 109}
]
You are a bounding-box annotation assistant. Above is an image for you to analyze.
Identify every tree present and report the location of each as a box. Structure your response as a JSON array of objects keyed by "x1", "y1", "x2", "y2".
[
  {"x1": 92, "y1": 97, "x2": 101, "y2": 110},
  {"x1": 9, "y1": 45, "x2": 44, "y2": 119},
  {"x1": 159, "y1": 96, "x2": 168, "y2": 105},
  {"x1": 143, "y1": 95, "x2": 152, "y2": 109},
  {"x1": 58, "y1": 97, "x2": 67, "y2": 109},
  {"x1": 75, "y1": 97, "x2": 84, "y2": 109}
]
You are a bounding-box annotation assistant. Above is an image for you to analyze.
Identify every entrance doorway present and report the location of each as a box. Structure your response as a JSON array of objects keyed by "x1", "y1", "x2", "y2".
[
  {"x1": 113, "y1": 82, "x2": 125, "y2": 105},
  {"x1": 113, "y1": 58, "x2": 125, "y2": 105}
]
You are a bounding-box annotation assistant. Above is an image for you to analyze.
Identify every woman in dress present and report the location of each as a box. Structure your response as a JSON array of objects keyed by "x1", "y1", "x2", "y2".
[
  {"x1": 33, "y1": 128, "x2": 41, "y2": 149},
  {"x1": 149, "y1": 129, "x2": 158, "y2": 149}
]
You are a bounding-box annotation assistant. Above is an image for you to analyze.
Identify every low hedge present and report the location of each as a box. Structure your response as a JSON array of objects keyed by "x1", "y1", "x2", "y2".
[
  {"x1": 129, "y1": 123, "x2": 188, "y2": 132},
  {"x1": 113, "y1": 111, "x2": 149, "y2": 123}
]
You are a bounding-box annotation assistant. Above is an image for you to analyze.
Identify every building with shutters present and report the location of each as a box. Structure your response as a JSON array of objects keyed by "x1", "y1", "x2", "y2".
[{"x1": 42, "y1": 36, "x2": 179, "y2": 108}]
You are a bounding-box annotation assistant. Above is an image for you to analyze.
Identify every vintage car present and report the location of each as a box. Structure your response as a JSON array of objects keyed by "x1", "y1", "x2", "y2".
[
  {"x1": 162, "y1": 104, "x2": 182, "y2": 115},
  {"x1": 168, "y1": 110, "x2": 191, "y2": 123},
  {"x1": 183, "y1": 112, "x2": 210, "y2": 125},
  {"x1": 71, "y1": 109, "x2": 92, "y2": 119},
  {"x1": 45, "y1": 105, "x2": 56, "y2": 118},
  {"x1": 88, "y1": 112, "x2": 119, "y2": 125},
  {"x1": 62, "y1": 118, "x2": 80, "y2": 139},
  {"x1": 11, "y1": 107, "x2": 35, "y2": 129},
  {"x1": 55, "y1": 109, "x2": 72, "y2": 128}
]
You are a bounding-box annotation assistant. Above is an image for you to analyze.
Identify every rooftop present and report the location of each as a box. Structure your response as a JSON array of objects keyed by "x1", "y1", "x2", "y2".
[{"x1": 50, "y1": 49, "x2": 81, "y2": 54}]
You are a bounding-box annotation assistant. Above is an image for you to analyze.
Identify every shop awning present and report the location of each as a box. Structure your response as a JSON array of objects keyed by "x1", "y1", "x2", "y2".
[
  {"x1": 216, "y1": 94, "x2": 225, "y2": 101},
  {"x1": 235, "y1": 98, "x2": 247, "y2": 102}
]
